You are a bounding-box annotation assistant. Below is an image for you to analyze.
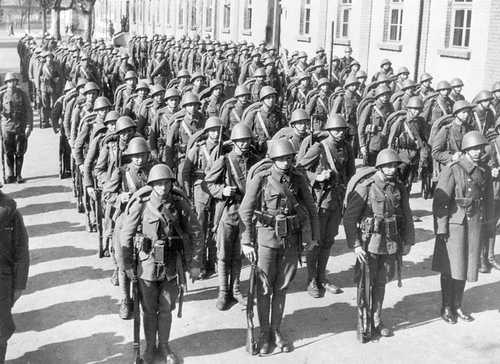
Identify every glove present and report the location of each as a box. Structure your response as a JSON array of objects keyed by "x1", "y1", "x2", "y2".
[{"x1": 125, "y1": 268, "x2": 137, "y2": 282}]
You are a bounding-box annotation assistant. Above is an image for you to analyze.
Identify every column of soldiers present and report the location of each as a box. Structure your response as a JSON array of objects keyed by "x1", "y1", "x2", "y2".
[{"x1": 6, "y1": 32, "x2": 499, "y2": 363}]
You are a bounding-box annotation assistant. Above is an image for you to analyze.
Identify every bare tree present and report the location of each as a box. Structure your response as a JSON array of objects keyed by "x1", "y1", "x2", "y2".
[
  {"x1": 52, "y1": 0, "x2": 76, "y2": 39},
  {"x1": 77, "y1": 0, "x2": 96, "y2": 43}
]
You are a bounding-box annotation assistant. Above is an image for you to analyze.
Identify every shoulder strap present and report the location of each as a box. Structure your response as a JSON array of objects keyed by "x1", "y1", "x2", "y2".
[
  {"x1": 226, "y1": 154, "x2": 246, "y2": 194},
  {"x1": 256, "y1": 111, "x2": 271, "y2": 139},
  {"x1": 266, "y1": 172, "x2": 300, "y2": 210},
  {"x1": 320, "y1": 140, "x2": 340, "y2": 175}
]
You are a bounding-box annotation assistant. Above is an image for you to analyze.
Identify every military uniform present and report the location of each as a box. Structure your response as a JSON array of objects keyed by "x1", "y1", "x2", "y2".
[
  {"x1": 243, "y1": 103, "x2": 282, "y2": 156},
  {"x1": 332, "y1": 89, "x2": 361, "y2": 156},
  {"x1": 39, "y1": 54, "x2": 61, "y2": 128},
  {"x1": 0, "y1": 191, "x2": 29, "y2": 363},
  {"x1": 149, "y1": 104, "x2": 180, "y2": 163},
  {"x1": 220, "y1": 99, "x2": 248, "y2": 130}
]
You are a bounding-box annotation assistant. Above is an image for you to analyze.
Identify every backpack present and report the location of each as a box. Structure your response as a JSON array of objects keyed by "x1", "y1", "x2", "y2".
[
  {"x1": 343, "y1": 166, "x2": 377, "y2": 210},
  {"x1": 428, "y1": 114, "x2": 454, "y2": 147}
]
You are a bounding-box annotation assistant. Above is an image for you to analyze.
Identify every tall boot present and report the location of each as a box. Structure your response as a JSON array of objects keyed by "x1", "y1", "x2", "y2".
[
  {"x1": 271, "y1": 292, "x2": 292, "y2": 352},
  {"x1": 479, "y1": 243, "x2": 491, "y2": 273},
  {"x1": 305, "y1": 247, "x2": 321, "y2": 298},
  {"x1": 5, "y1": 153, "x2": 14, "y2": 183},
  {"x1": 15, "y1": 155, "x2": 24, "y2": 183},
  {"x1": 257, "y1": 294, "x2": 272, "y2": 355},
  {"x1": 216, "y1": 259, "x2": 230, "y2": 310},
  {"x1": 230, "y1": 261, "x2": 245, "y2": 306},
  {"x1": 142, "y1": 314, "x2": 158, "y2": 364},
  {"x1": 453, "y1": 279, "x2": 473, "y2": 321},
  {"x1": 317, "y1": 243, "x2": 343, "y2": 294},
  {"x1": 440, "y1": 274, "x2": 456, "y2": 324},
  {"x1": 118, "y1": 271, "x2": 132, "y2": 319},
  {"x1": 488, "y1": 237, "x2": 500, "y2": 270},
  {"x1": 158, "y1": 310, "x2": 179, "y2": 364},
  {"x1": 0, "y1": 341, "x2": 6, "y2": 364},
  {"x1": 372, "y1": 285, "x2": 391, "y2": 337}
]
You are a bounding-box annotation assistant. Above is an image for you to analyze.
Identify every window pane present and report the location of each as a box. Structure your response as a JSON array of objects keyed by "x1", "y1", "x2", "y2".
[
  {"x1": 453, "y1": 29, "x2": 463, "y2": 46},
  {"x1": 391, "y1": 9, "x2": 399, "y2": 25},
  {"x1": 342, "y1": 23, "x2": 348, "y2": 37},
  {"x1": 466, "y1": 9, "x2": 472, "y2": 27},
  {"x1": 343, "y1": 9, "x2": 349, "y2": 22},
  {"x1": 390, "y1": 25, "x2": 397, "y2": 40},
  {"x1": 455, "y1": 10, "x2": 464, "y2": 27},
  {"x1": 305, "y1": 21, "x2": 310, "y2": 34},
  {"x1": 464, "y1": 29, "x2": 470, "y2": 46}
]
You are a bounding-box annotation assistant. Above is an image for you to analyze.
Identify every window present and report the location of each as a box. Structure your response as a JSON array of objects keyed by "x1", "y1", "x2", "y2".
[
  {"x1": 243, "y1": 0, "x2": 252, "y2": 30},
  {"x1": 451, "y1": 0, "x2": 472, "y2": 47},
  {"x1": 166, "y1": 0, "x2": 172, "y2": 26},
  {"x1": 388, "y1": 0, "x2": 403, "y2": 42},
  {"x1": 338, "y1": 0, "x2": 352, "y2": 38},
  {"x1": 223, "y1": 0, "x2": 231, "y2": 29},
  {"x1": 299, "y1": 0, "x2": 311, "y2": 36},
  {"x1": 132, "y1": 0, "x2": 136, "y2": 24},
  {"x1": 191, "y1": 0, "x2": 198, "y2": 28},
  {"x1": 205, "y1": 0, "x2": 213, "y2": 29},
  {"x1": 178, "y1": 0, "x2": 184, "y2": 26}
]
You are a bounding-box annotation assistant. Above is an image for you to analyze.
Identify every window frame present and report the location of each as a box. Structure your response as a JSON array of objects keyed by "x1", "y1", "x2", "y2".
[
  {"x1": 338, "y1": 0, "x2": 352, "y2": 39},
  {"x1": 299, "y1": 0, "x2": 312, "y2": 36},
  {"x1": 450, "y1": 0, "x2": 472, "y2": 48},
  {"x1": 243, "y1": 0, "x2": 253, "y2": 31},
  {"x1": 223, "y1": 0, "x2": 231, "y2": 30},
  {"x1": 205, "y1": 0, "x2": 213, "y2": 30},
  {"x1": 388, "y1": 0, "x2": 404, "y2": 43}
]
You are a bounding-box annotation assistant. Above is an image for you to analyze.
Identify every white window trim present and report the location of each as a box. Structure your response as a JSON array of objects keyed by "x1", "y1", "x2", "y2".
[
  {"x1": 388, "y1": 0, "x2": 403, "y2": 43},
  {"x1": 450, "y1": 1, "x2": 472, "y2": 49}
]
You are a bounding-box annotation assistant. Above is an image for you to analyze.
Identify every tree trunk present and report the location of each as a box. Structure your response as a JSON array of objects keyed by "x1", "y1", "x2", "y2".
[
  {"x1": 84, "y1": 4, "x2": 94, "y2": 43},
  {"x1": 42, "y1": 8, "x2": 47, "y2": 34},
  {"x1": 51, "y1": 8, "x2": 61, "y2": 40}
]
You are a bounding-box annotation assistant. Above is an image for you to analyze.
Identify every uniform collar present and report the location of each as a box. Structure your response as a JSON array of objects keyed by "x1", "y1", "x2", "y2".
[{"x1": 457, "y1": 155, "x2": 479, "y2": 174}]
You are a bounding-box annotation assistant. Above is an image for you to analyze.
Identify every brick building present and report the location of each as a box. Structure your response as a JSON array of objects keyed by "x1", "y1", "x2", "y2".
[{"x1": 94, "y1": 0, "x2": 500, "y2": 98}]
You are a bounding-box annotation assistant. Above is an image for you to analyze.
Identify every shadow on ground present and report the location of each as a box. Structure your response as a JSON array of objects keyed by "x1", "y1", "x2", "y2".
[
  {"x1": 30, "y1": 246, "x2": 96, "y2": 265},
  {"x1": 13, "y1": 296, "x2": 119, "y2": 333},
  {"x1": 19, "y1": 201, "x2": 76, "y2": 216},
  {"x1": 27, "y1": 221, "x2": 84, "y2": 238},
  {"x1": 7, "y1": 184, "x2": 71, "y2": 199}
]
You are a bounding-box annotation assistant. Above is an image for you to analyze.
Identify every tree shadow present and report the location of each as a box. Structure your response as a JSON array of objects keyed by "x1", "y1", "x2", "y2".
[
  {"x1": 170, "y1": 328, "x2": 246, "y2": 358},
  {"x1": 30, "y1": 246, "x2": 96, "y2": 265},
  {"x1": 7, "y1": 332, "x2": 129, "y2": 364},
  {"x1": 25, "y1": 266, "x2": 114, "y2": 295},
  {"x1": 7, "y1": 185, "x2": 72, "y2": 199},
  {"x1": 13, "y1": 296, "x2": 119, "y2": 333},
  {"x1": 27, "y1": 221, "x2": 84, "y2": 238},
  {"x1": 19, "y1": 201, "x2": 76, "y2": 216},
  {"x1": 413, "y1": 209, "x2": 433, "y2": 218}
]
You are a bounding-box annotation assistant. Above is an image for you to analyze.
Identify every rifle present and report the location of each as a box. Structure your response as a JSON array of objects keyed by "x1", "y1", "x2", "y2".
[
  {"x1": 176, "y1": 252, "x2": 187, "y2": 318},
  {"x1": 132, "y1": 236, "x2": 142, "y2": 364},
  {"x1": 357, "y1": 258, "x2": 372, "y2": 343},
  {"x1": 94, "y1": 179, "x2": 104, "y2": 258},
  {"x1": 246, "y1": 263, "x2": 258, "y2": 355},
  {"x1": 0, "y1": 125, "x2": 6, "y2": 184}
]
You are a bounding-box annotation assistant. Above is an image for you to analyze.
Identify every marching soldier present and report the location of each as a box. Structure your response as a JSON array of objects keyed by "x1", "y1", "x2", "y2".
[
  {"x1": 432, "y1": 132, "x2": 494, "y2": 324},
  {"x1": 418, "y1": 73, "x2": 434, "y2": 99},
  {"x1": 39, "y1": 51, "x2": 61, "y2": 128},
  {"x1": 427, "y1": 81, "x2": 453, "y2": 129},
  {"x1": 371, "y1": 59, "x2": 393, "y2": 82},
  {"x1": 487, "y1": 121, "x2": 500, "y2": 271},
  {"x1": 298, "y1": 114, "x2": 355, "y2": 297},
  {"x1": 137, "y1": 85, "x2": 165, "y2": 138},
  {"x1": 287, "y1": 73, "x2": 311, "y2": 116},
  {"x1": 287, "y1": 51, "x2": 308, "y2": 80},
  {"x1": 344, "y1": 148, "x2": 414, "y2": 342},
  {"x1": 393, "y1": 67, "x2": 410, "y2": 92},
  {"x1": 200, "y1": 79, "x2": 224, "y2": 118},
  {"x1": 216, "y1": 49, "x2": 239, "y2": 98},
  {"x1": 358, "y1": 84, "x2": 394, "y2": 166},
  {"x1": 123, "y1": 80, "x2": 150, "y2": 120},
  {"x1": 115, "y1": 70, "x2": 138, "y2": 114},
  {"x1": 240, "y1": 139, "x2": 320, "y2": 354},
  {"x1": 356, "y1": 70, "x2": 368, "y2": 97},
  {"x1": 205, "y1": 123, "x2": 260, "y2": 309},
  {"x1": 0, "y1": 73, "x2": 33, "y2": 183},
  {"x1": 340, "y1": 46, "x2": 355, "y2": 71},
  {"x1": 119, "y1": 164, "x2": 202, "y2": 364},
  {"x1": 491, "y1": 82, "x2": 500, "y2": 117},
  {"x1": 449, "y1": 78, "x2": 465, "y2": 103},
  {"x1": 0, "y1": 186, "x2": 29, "y2": 363},
  {"x1": 392, "y1": 80, "x2": 417, "y2": 111},
  {"x1": 150, "y1": 88, "x2": 181, "y2": 162},
  {"x1": 305, "y1": 77, "x2": 331, "y2": 125},
  {"x1": 272, "y1": 108, "x2": 310, "y2": 152},
  {"x1": 249, "y1": 67, "x2": 267, "y2": 103},
  {"x1": 147, "y1": 47, "x2": 170, "y2": 88},
  {"x1": 70, "y1": 82, "x2": 99, "y2": 146},
  {"x1": 220, "y1": 85, "x2": 250, "y2": 130},
  {"x1": 239, "y1": 50, "x2": 262, "y2": 85},
  {"x1": 471, "y1": 90, "x2": 495, "y2": 139}
]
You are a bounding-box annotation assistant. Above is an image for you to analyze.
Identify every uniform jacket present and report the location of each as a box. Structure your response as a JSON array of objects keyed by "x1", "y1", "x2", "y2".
[
  {"x1": 0, "y1": 88, "x2": 33, "y2": 134},
  {"x1": 358, "y1": 99, "x2": 394, "y2": 152}
]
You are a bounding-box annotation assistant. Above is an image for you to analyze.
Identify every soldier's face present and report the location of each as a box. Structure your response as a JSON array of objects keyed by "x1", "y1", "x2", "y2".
[
  {"x1": 329, "y1": 129, "x2": 345, "y2": 141},
  {"x1": 106, "y1": 122, "x2": 116, "y2": 132},
  {"x1": 263, "y1": 95, "x2": 276, "y2": 108},
  {"x1": 400, "y1": 73, "x2": 408, "y2": 81},
  {"x1": 167, "y1": 97, "x2": 179, "y2": 108},
  {"x1": 6, "y1": 80, "x2": 16, "y2": 89},
  {"x1": 440, "y1": 89, "x2": 450, "y2": 97},
  {"x1": 381, "y1": 163, "x2": 399, "y2": 178},
  {"x1": 456, "y1": 110, "x2": 470, "y2": 123},
  {"x1": 495, "y1": 91, "x2": 500, "y2": 99},
  {"x1": 152, "y1": 179, "x2": 172, "y2": 197},
  {"x1": 86, "y1": 92, "x2": 97, "y2": 103},
  {"x1": 193, "y1": 78, "x2": 203, "y2": 87},
  {"x1": 293, "y1": 120, "x2": 308, "y2": 135},
  {"x1": 347, "y1": 84, "x2": 358, "y2": 93},
  {"x1": 300, "y1": 79, "x2": 309, "y2": 88},
  {"x1": 453, "y1": 86, "x2": 462, "y2": 94},
  {"x1": 480, "y1": 100, "x2": 491, "y2": 109},
  {"x1": 234, "y1": 138, "x2": 251, "y2": 153},
  {"x1": 273, "y1": 155, "x2": 294, "y2": 171},
  {"x1": 237, "y1": 95, "x2": 249, "y2": 104},
  {"x1": 207, "y1": 128, "x2": 220, "y2": 141},
  {"x1": 466, "y1": 146, "x2": 484, "y2": 162},
  {"x1": 422, "y1": 80, "x2": 431, "y2": 88},
  {"x1": 138, "y1": 89, "x2": 147, "y2": 98},
  {"x1": 131, "y1": 153, "x2": 148, "y2": 167},
  {"x1": 320, "y1": 85, "x2": 329, "y2": 94},
  {"x1": 407, "y1": 108, "x2": 420, "y2": 118},
  {"x1": 185, "y1": 104, "x2": 198, "y2": 114}
]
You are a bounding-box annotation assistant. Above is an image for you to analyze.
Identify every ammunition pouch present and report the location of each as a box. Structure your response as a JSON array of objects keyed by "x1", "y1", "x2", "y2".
[
  {"x1": 255, "y1": 210, "x2": 300, "y2": 241},
  {"x1": 455, "y1": 197, "x2": 482, "y2": 217}
]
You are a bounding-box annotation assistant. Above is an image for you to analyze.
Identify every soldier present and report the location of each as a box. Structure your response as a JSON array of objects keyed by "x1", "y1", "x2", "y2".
[
  {"x1": 371, "y1": 59, "x2": 393, "y2": 83},
  {"x1": 305, "y1": 77, "x2": 331, "y2": 126},
  {"x1": 358, "y1": 84, "x2": 394, "y2": 166},
  {"x1": 432, "y1": 132, "x2": 494, "y2": 323},
  {"x1": 449, "y1": 78, "x2": 465, "y2": 103},
  {"x1": 344, "y1": 148, "x2": 414, "y2": 342},
  {"x1": 200, "y1": 79, "x2": 224, "y2": 118},
  {"x1": 471, "y1": 90, "x2": 495, "y2": 139},
  {"x1": 0, "y1": 185, "x2": 29, "y2": 363},
  {"x1": 137, "y1": 85, "x2": 165, "y2": 138},
  {"x1": 288, "y1": 51, "x2": 308, "y2": 80},
  {"x1": 491, "y1": 81, "x2": 500, "y2": 117},
  {"x1": 340, "y1": 46, "x2": 355, "y2": 71},
  {"x1": 0, "y1": 73, "x2": 33, "y2": 183},
  {"x1": 123, "y1": 80, "x2": 150, "y2": 120},
  {"x1": 286, "y1": 73, "x2": 311, "y2": 117},
  {"x1": 39, "y1": 51, "x2": 61, "y2": 128},
  {"x1": 175, "y1": 69, "x2": 191, "y2": 94},
  {"x1": 216, "y1": 49, "x2": 239, "y2": 98},
  {"x1": 387, "y1": 96, "x2": 428, "y2": 191},
  {"x1": 239, "y1": 50, "x2": 262, "y2": 85},
  {"x1": 52, "y1": 81, "x2": 74, "y2": 178},
  {"x1": 272, "y1": 108, "x2": 310, "y2": 152},
  {"x1": 220, "y1": 85, "x2": 251, "y2": 130},
  {"x1": 73, "y1": 53, "x2": 101, "y2": 88},
  {"x1": 298, "y1": 114, "x2": 355, "y2": 297},
  {"x1": 332, "y1": 75, "x2": 361, "y2": 156},
  {"x1": 393, "y1": 67, "x2": 410, "y2": 92},
  {"x1": 70, "y1": 82, "x2": 99, "y2": 146},
  {"x1": 426, "y1": 81, "x2": 453, "y2": 129},
  {"x1": 392, "y1": 80, "x2": 417, "y2": 111},
  {"x1": 105, "y1": 137, "x2": 152, "y2": 320},
  {"x1": 487, "y1": 120, "x2": 500, "y2": 271},
  {"x1": 244, "y1": 86, "x2": 283, "y2": 156},
  {"x1": 189, "y1": 72, "x2": 205, "y2": 97},
  {"x1": 249, "y1": 67, "x2": 267, "y2": 103},
  {"x1": 356, "y1": 70, "x2": 368, "y2": 97},
  {"x1": 147, "y1": 47, "x2": 170, "y2": 88},
  {"x1": 115, "y1": 70, "x2": 138, "y2": 114},
  {"x1": 240, "y1": 139, "x2": 320, "y2": 354},
  {"x1": 119, "y1": 164, "x2": 202, "y2": 364}
]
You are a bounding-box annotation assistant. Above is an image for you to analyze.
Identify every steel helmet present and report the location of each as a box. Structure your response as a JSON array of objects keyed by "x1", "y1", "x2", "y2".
[
  {"x1": 94, "y1": 96, "x2": 111, "y2": 110},
  {"x1": 136, "y1": 80, "x2": 150, "y2": 90},
  {"x1": 177, "y1": 69, "x2": 190, "y2": 78},
  {"x1": 83, "y1": 82, "x2": 99, "y2": 94},
  {"x1": 124, "y1": 70, "x2": 138, "y2": 80},
  {"x1": 316, "y1": 47, "x2": 325, "y2": 54},
  {"x1": 375, "y1": 148, "x2": 402, "y2": 168},
  {"x1": 397, "y1": 66, "x2": 410, "y2": 75},
  {"x1": 104, "y1": 111, "x2": 120, "y2": 124},
  {"x1": 204, "y1": 116, "x2": 223, "y2": 131},
  {"x1": 475, "y1": 90, "x2": 493, "y2": 103},
  {"x1": 234, "y1": 85, "x2": 251, "y2": 98},
  {"x1": 259, "y1": 86, "x2": 277, "y2": 101},
  {"x1": 317, "y1": 77, "x2": 330, "y2": 88},
  {"x1": 181, "y1": 92, "x2": 201, "y2": 107},
  {"x1": 450, "y1": 78, "x2": 464, "y2": 88},
  {"x1": 461, "y1": 131, "x2": 488, "y2": 151},
  {"x1": 4, "y1": 72, "x2": 18, "y2": 82},
  {"x1": 268, "y1": 139, "x2": 296, "y2": 159},
  {"x1": 492, "y1": 81, "x2": 500, "y2": 92},
  {"x1": 452, "y1": 100, "x2": 473, "y2": 115},
  {"x1": 435, "y1": 80, "x2": 452, "y2": 91},
  {"x1": 290, "y1": 109, "x2": 309, "y2": 124},
  {"x1": 344, "y1": 75, "x2": 360, "y2": 88},
  {"x1": 230, "y1": 123, "x2": 253, "y2": 140},
  {"x1": 165, "y1": 87, "x2": 181, "y2": 100},
  {"x1": 115, "y1": 116, "x2": 136, "y2": 133},
  {"x1": 124, "y1": 137, "x2": 150, "y2": 156},
  {"x1": 150, "y1": 84, "x2": 165, "y2": 97},
  {"x1": 380, "y1": 58, "x2": 391, "y2": 67},
  {"x1": 253, "y1": 67, "x2": 266, "y2": 78},
  {"x1": 190, "y1": 71, "x2": 205, "y2": 82},
  {"x1": 76, "y1": 78, "x2": 87, "y2": 89},
  {"x1": 64, "y1": 81, "x2": 74, "y2": 93},
  {"x1": 324, "y1": 114, "x2": 348, "y2": 130},
  {"x1": 296, "y1": 72, "x2": 310, "y2": 83},
  {"x1": 356, "y1": 70, "x2": 367, "y2": 79},
  {"x1": 375, "y1": 84, "x2": 391, "y2": 98},
  {"x1": 419, "y1": 73, "x2": 433, "y2": 83},
  {"x1": 401, "y1": 79, "x2": 417, "y2": 91},
  {"x1": 406, "y1": 96, "x2": 424, "y2": 109},
  {"x1": 297, "y1": 51, "x2": 307, "y2": 59},
  {"x1": 147, "y1": 164, "x2": 176, "y2": 184}
]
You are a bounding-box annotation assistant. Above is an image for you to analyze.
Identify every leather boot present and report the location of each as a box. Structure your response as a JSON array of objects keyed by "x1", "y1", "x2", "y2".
[
  {"x1": 216, "y1": 259, "x2": 230, "y2": 310},
  {"x1": 159, "y1": 311, "x2": 178, "y2": 363},
  {"x1": 271, "y1": 292, "x2": 293, "y2": 352},
  {"x1": 118, "y1": 271, "x2": 132, "y2": 319},
  {"x1": 356, "y1": 308, "x2": 370, "y2": 343},
  {"x1": 0, "y1": 341, "x2": 6, "y2": 364},
  {"x1": 453, "y1": 279, "x2": 473, "y2": 322},
  {"x1": 142, "y1": 314, "x2": 158, "y2": 364},
  {"x1": 159, "y1": 343, "x2": 179, "y2": 364},
  {"x1": 257, "y1": 294, "x2": 271, "y2": 355},
  {"x1": 15, "y1": 155, "x2": 24, "y2": 183},
  {"x1": 317, "y1": 244, "x2": 343, "y2": 294},
  {"x1": 488, "y1": 237, "x2": 500, "y2": 270},
  {"x1": 230, "y1": 258, "x2": 245, "y2": 306},
  {"x1": 479, "y1": 244, "x2": 491, "y2": 273},
  {"x1": 5, "y1": 153, "x2": 14, "y2": 183},
  {"x1": 307, "y1": 278, "x2": 321, "y2": 298},
  {"x1": 110, "y1": 267, "x2": 119, "y2": 286},
  {"x1": 440, "y1": 274, "x2": 456, "y2": 324},
  {"x1": 373, "y1": 285, "x2": 392, "y2": 337}
]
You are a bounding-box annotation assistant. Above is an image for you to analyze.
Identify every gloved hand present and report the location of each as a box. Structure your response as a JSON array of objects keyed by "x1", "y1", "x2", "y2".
[{"x1": 125, "y1": 268, "x2": 137, "y2": 282}]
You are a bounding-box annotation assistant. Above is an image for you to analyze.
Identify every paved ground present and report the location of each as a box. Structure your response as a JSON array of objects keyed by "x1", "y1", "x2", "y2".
[{"x1": 3, "y1": 36, "x2": 500, "y2": 364}]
